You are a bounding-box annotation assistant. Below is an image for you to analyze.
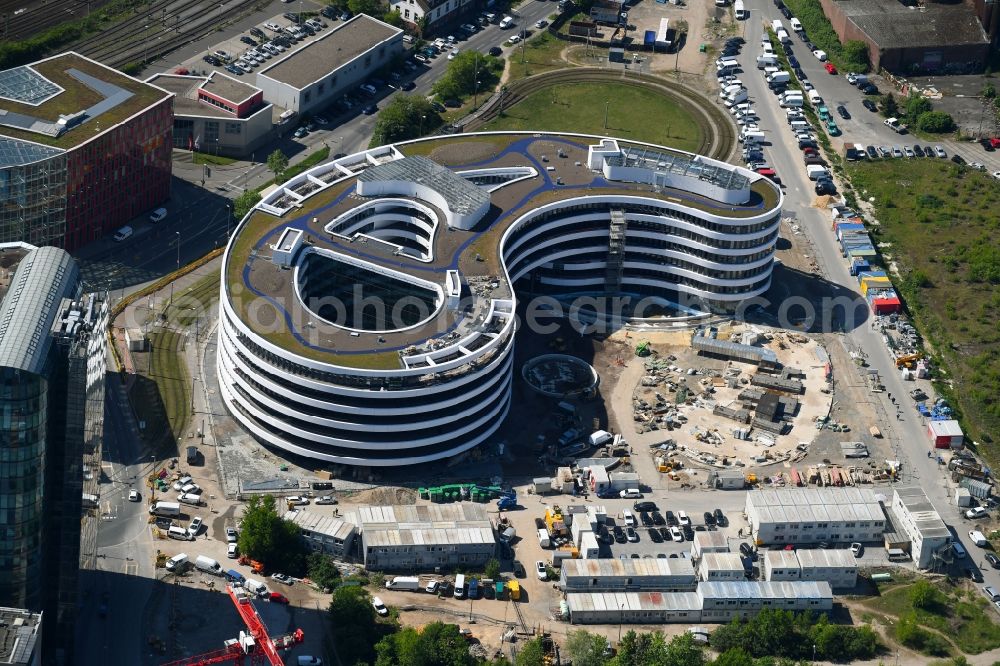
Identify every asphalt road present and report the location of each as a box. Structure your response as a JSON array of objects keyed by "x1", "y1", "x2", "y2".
[
  {"x1": 741, "y1": 0, "x2": 999, "y2": 590},
  {"x1": 75, "y1": 378, "x2": 160, "y2": 666}
]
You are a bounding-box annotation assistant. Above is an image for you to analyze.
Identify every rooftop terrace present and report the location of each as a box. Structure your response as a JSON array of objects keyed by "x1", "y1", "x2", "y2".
[{"x1": 225, "y1": 133, "x2": 780, "y2": 369}]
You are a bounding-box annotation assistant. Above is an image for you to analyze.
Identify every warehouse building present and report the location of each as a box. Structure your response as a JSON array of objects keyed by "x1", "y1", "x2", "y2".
[
  {"x1": 559, "y1": 558, "x2": 697, "y2": 592},
  {"x1": 256, "y1": 15, "x2": 403, "y2": 116},
  {"x1": 762, "y1": 550, "x2": 801, "y2": 581},
  {"x1": 699, "y1": 581, "x2": 833, "y2": 622},
  {"x1": 565, "y1": 581, "x2": 832, "y2": 625},
  {"x1": 356, "y1": 504, "x2": 496, "y2": 571},
  {"x1": 566, "y1": 591, "x2": 702, "y2": 624},
  {"x1": 691, "y1": 531, "x2": 730, "y2": 560},
  {"x1": 795, "y1": 549, "x2": 858, "y2": 589},
  {"x1": 890, "y1": 487, "x2": 952, "y2": 569},
  {"x1": 697, "y1": 552, "x2": 746, "y2": 582},
  {"x1": 745, "y1": 487, "x2": 886, "y2": 546},
  {"x1": 816, "y1": 0, "x2": 988, "y2": 73},
  {"x1": 285, "y1": 510, "x2": 356, "y2": 558}
]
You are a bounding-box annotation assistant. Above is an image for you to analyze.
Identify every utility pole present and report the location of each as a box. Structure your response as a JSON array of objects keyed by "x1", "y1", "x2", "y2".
[{"x1": 604, "y1": 100, "x2": 609, "y2": 129}]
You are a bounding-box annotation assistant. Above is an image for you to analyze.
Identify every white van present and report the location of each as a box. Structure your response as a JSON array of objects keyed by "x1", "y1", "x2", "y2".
[
  {"x1": 195, "y1": 555, "x2": 222, "y2": 575},
  {"x1": 178, "y1": 493, "x2": 202, "y2": 506},
  {"x1": 741, "y1": 130, "x2": 765, "y2": 145},
  {"x1": 777, "y1": 29, "x2": 790, "y2": 44},
  {"x1": 734, "y1": 0, "x2": 749, "y2": 20},
  {"x1": 724, "y1": 90, "x2": 748, "y2": 107},
  {"x1": 246, "y1": 578, "x2": 268, "y2": 596},
  {"x1": 113, "y1": 226, "x2": 133, "y2": 242},
  {"x1": 166, "y1": 553, "x2": 188, "y2": 571},
  {"x1": 716, "y1": 59, "x2": 739, "y2": 74},
  {"x1": 780, "y1": 96, "x2": 804, "y2": 108},
  {"x1": 790, "y1": 17, "x2": 803, "y2": 32},
  {"x1": 168, "y1": 525, "x2": 193, "y2": 541},
  {"x1": 808, "y1": 90, "x2": 823, "y2": 105},
  {"x1": 454, "y1": 574, "x2": 466, "y2": 599},
  {"x1": 806, "y1": 165, "x2": 830, "y2": 180},
  {"x1": 756, "y1": 55, "x2": 777, "y2": 69},
  {"x1": 619, "y1": 488, "x2": 642, "y2": 499},
  {"x1": 538, "y1": 528, "x2": 551, "y2": 548},
  {"x1": 762, "y1": 65, "x2": 779, "y2": 78},
  {"x1": 969, "y1": 530, "x2": 988, "y2": 547},
  {"x1": 499, "y1": 15, "x2": 514, "y2": 29},
  {"x1": 149, "y1": 207, "x2": 167, "y2": 223},
  {"x1": 770, "y1": 19, "x2": 783, "y2": 33},
  {"x1": 789, "y1": 120, "x2": 810, "y2": 132}
]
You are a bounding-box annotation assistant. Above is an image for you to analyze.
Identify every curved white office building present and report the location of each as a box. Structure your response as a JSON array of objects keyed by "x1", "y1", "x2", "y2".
[{"x1": 218, "y1": 133, "x2": 783, "y2": 466}]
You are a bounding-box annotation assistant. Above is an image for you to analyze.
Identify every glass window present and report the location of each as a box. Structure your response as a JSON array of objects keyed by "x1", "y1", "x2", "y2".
[{"x1": 225, "y1": 122, "x2": 242, "y2": 135}]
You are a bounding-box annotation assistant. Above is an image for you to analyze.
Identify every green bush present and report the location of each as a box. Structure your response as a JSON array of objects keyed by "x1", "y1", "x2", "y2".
[
  {"x1": 431, "y1": 51, "x2": 504, "y2": 102},
  {"x1": 782, "y1": 0, "x2": 870, "y2": 72},
  {"x1": 905, "y1": 96, "x2": 933, "y2": 127},
  {"x1": 368, "y1": 95, "x2": 442, "y2": 146},
  {"x1": 918, "y1": 111, "x2": 956, "y2": 133}
]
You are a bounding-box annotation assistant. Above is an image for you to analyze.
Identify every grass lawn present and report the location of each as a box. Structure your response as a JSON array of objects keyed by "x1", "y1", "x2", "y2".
[
  {"x1": 480, "y1": 82, "x2": 702, "y2": 152},
  {"x1": 505, "y1": 31, "x2": 568, "y2": 81},
  {"x1": 847, "y1": 160, "x2": 1000, "y2": 462},
  {"x1": 129, "y1": 273, "x2": 220, "y2": 452},
  {"x1": 862, "y1": 582, "x2": 1000, "y2": 655},
  {"x1": 193, "y1": 152, "x2": 238, "y2": 166}
]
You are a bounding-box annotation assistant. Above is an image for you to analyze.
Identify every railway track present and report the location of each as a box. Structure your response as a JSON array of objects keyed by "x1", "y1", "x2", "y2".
[
  {"x1": 71, "y1": 0, "x2": 263, "y2": 68},
  {"x1": 0, "y1": 0, "x2": 119, "y2": 42},
  {"x1": 464, "y1": 68, "x2": 737, "y2": 161}
]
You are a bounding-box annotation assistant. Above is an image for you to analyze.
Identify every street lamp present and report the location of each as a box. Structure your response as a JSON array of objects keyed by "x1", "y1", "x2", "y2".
[
  {"x1": 169, "y1": 231, "x2": 180, "y2": 307},
  {"x1": 604, "y1": 100, "x2": 609, "y2": 130},
  {"x1": 419, "y1": 114, "x2": 427, "y2": 136},
  {"x1": 618, "y1": 602, "x2": 625, "y2": 642}
]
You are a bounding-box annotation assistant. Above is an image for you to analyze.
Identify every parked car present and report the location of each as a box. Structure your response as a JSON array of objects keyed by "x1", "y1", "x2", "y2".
[
  {"x1": 362, "y1": 104, "x2": 377, "y2": 115},
  {"x1": 315, "y1": 496, "x2": 337, "y2": 505},
  {"x1": 488, "y1": 46, "x2": 503, "y2": 57},
  {"x1": 648, "y1": 528, "x2": 663, "y2": 543},
  {"x1": 669, "y1": 526, "x2": 683, "y2": 542},
  {"x1": 293, "y1": 127, "x2": 308, "y2": 138},
  {"x1": 613, "y1": 526, "x2": 626, "y2": 543},
  {"x1": 626, "y1": 528, "x2": 639, "y2": 543},
  {"x1": 987, "y1": 553, "x2": 1000, "y2": 569},
  {"x1": 866, "y1": 145, "x2": 878, "y2": 159},
  {"x1": 713, "y1": 509, "x2": 726, "y2": 526},
  {"x1": 226, "y1": 527, "x2": 238, "y2": 542},
  {"x1": 372, "y1": 596, "x2": 389, "y2": 616},
  {"x1": 862, "y1": 99, "x2": 877, "y2": 112},
  {"x1": 227, "y1": 542, "x2": 238, "y2": 558},
  {"x1": 823, "y1": 62, "x2": 837, "y2": 74},
  {"x1": 188, "y1": 516, "x2": 203, "y2": 537},
  {"x1": 951, "y1": 154, "x2": 966, "y2": 165},
  {"x1": 967, "y1": 506, "x2": 988, "y2": 519},
  {"x1": 128, "y1": 489, "x2": 141, "y2": 502},
  {"x1": 271, "y1": 572, "x2": 293, "y2": 584},
  {"x1": 535, "y1": 561, "x2": 548, "y2": 580},
  {"x1": 981, "y1": 138, "x2": 995, "y2": 152},
  {"x1": 913, "y1": 144, "x2": 925, "y2": 157},
  {"x1": 851, "y1": 542, "x2": 864, "y2": 557},
  {"x1": 269, "y1": 592, "x2": 290, "y2": 604},
  {"x1": 934, "y1": 145, "x2": 947, "y2": 158},
  {"x1": 836, "y1": 104, "x2": 850, "y2": 119}
]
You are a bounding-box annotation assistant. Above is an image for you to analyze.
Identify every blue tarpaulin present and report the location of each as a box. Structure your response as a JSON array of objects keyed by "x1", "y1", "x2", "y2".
[{"x1": 644, "y1": 30, "x2": 655, "y2": 46}]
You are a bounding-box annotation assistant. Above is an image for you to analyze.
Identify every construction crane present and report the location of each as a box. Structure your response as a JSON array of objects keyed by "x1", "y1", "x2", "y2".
[{"x1": 159, "y1": 585, "x2": 304, "y2": 666}]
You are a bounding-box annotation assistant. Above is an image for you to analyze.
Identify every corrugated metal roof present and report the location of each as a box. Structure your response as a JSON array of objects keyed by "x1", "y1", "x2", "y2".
[
  {"x1": 749, "y1": 487, "x2": 884, "y2": 524},
  {"x1": 285, "y1": 509, "x2": 356, "y2": 541},
  {"x1": 357, "y1": 503, "x2": 491, "y2": 529},
  {"x1": 363, "y1": 526, "x2": 495, "y2": 547},
  {"x1": 562, "y1": 557, "x2": 696, "y2": 579},
  {"x1": 795, "y1": 548, "x2": 857, "y2": 569},
  {"x1": 763, "y1": 550, "x2": 800, "y2": 569},
  {"x1": 700, "y1": 552, "x2": 745, "y2": 572},
  {"x1": 693, "y1": 531, "x2": 729, "y2": 551},
  {"x1": 698, "y1": 580, "x2": 831, "y2": 601},
  {"x1": 566, "y1": 591, "x2": 702, "y2": 613},
  {"x1": 0, "y1": 246, "x2": 77, "y2": 375}
]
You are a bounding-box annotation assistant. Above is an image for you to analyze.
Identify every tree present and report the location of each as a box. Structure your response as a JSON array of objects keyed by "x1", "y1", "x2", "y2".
[
  {"x1": 369, "y1": 94, "x2": 441, "y2": 146},
  {"x1": 842, "y1": 40, "x2": 870, "y2": 73},
  {"x1": 712, "y1": 648, "x2": 754, "y2": 666},
  {"x1": 266, "y1": 149, "x2": 289, "y2": 182},
  {"x1": 348, "y1": 0, "x2": 383, "y2": 16},
  {"x1": 330, "y1": 585, "x2": 383, "y2": 665},
  {"x1": 484, "y1": 558, "x2": 501, "y2": 581},
  {"x1": 983, "y1": 82, "x2": 996, "y2": 99},
  {"x1": 881, "y1": 93, "x2": 899, "y2": 118},
  {"x1": 382, "y1": 9, "x2": 404, "y2": 26},
  {"x1": 307, "y1": 553, "x2": 341, "y2": 591},
  {"x1": 236, "y1": 495, "x2": 308, "y2": 576},
  {"x1": 514, "y1": 638, "x2": 546, "y2": 666},
  {"x1": 232, "y1": 189, "x2": 261, "y2": 220},
  {"x1": 663, "y1": 633, "x2": 706, "y2": 666},
  {"x1": 565, "y1": 629, "x2": 608, "y2": 666},
  {"x1": 910, "y1": 579, "x2": 939, "y2": 610},
  {"x1": 905, "y1": 95, "x2": 933, "y2": 126},
  {"x1": 431, "y1": 51, "x2": 504, "y2": 103},
  {"x1": 375, "y1": 622, "x2": 474, "y2": 666},
  {"x1": 918, "y1": 111, "x2": 956, "y2": 133}
]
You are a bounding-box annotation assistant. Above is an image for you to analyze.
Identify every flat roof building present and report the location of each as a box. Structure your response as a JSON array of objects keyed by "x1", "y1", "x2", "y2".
[
  {"x1": 145, "y1": 72, "x2": 272, "y2": 158},
  {"x1": 763, "y1": 550, "x2": 802, "y2": 581},
  {"x1": 794, "y1": 548, "x2": 858, "y2": 589},
  {"x1": 816, "y1": 0, "x2": 988, "y2": 72},
  {"x1": 691, "y1": 531, "x2": 730, "y2": 560},
  {"x1": 285, "y1": 509, "x2": 356, "y2": 558},
  {"x1": 256, "y1": 15, "x2": 403, "y2": 116},
  {"x1": 559, "y1": 558, "x2": 697, "y2": 593},
  {"x1": 0, "y1": 606, "x2": 41, "y2": 666},
  {"x1": 0, "y1": 53, "x2": 172, "y2": 250},
  {"x1": 565, "y1": 581, "x2": 832, "y2": 625},
  {"x1": 566, "y1": 591, "x2": 702, "y2": 625},
  {"x1": 219, "y1": 134, "x2": 782, "y2": 467},
  {"x1": 746, "y1": 487, "x2": 886, "y2": 546},
  {"x1": 356, "y1": 503, "x2": 496, "y2": 571},
  {"x1": 699, "y1": 581, "x2": 832, "y2": 622},
  {"x1": 891, "y1": 487, "x2": 952, "y2": 569},
  {"x1": 698, "y1": 552, "x2": 746, "y2": 582}
]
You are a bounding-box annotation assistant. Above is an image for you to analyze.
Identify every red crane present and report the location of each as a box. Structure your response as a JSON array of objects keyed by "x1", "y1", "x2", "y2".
[{"x1": 159, "y1": 585, "x2": 305, "y2": 666}]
